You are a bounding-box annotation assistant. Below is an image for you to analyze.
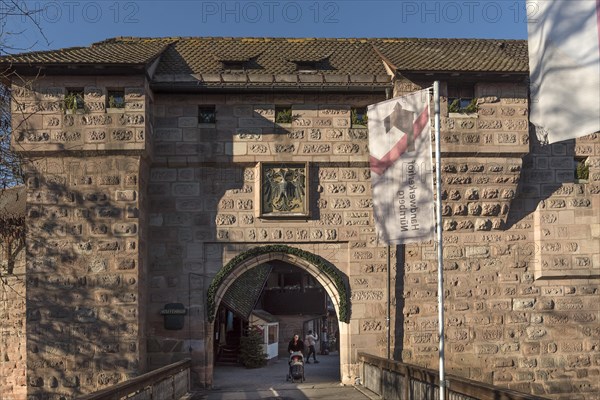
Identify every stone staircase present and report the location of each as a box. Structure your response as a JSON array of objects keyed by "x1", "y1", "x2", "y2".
[{"x1": 215, "y1": 345, "x2": 240, "y2": 365}]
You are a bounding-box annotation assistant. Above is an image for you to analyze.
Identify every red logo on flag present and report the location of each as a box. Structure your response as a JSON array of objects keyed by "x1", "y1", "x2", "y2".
[{"x1": 369, "y1": 105, "x2": 429, "y2": 176}]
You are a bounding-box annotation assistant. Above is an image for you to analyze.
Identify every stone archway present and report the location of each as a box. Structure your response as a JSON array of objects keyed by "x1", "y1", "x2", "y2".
[{"x1": 205, "y1": 245, "x2": 352, "y2": 386}]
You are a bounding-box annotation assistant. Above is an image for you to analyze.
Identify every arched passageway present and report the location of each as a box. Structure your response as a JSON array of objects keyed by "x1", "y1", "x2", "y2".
[{"x1": 205, "y1": 245, "x2": 351, "y2": 387}]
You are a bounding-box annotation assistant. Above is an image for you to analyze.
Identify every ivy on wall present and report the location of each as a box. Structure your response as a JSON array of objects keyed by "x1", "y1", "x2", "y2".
[{"x1": 206, "y1": 245, "x2": 350, "y2": 323}]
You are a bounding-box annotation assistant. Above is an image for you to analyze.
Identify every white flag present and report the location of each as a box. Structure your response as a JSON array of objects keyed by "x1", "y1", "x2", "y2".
[
  {"x1": 368, "y1": 90, "x2": 434, "y2": 244},
  {"x1": 527, "y1": 0, "x2": 600, "y2": 144}
]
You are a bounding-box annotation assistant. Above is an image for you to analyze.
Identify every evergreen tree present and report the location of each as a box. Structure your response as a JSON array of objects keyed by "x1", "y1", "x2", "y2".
[{"x1": 239, "y1": 326, "x2": 267, "y2": 369}]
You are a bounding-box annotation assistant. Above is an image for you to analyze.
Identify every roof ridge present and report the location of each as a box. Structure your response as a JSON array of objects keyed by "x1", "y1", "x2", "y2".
[
  {"x1": 0, "y1": 45, "x2": 88, "y2": 59},
  {"x1": 94, "y1": 36, "x2": 526, "y2": 43},
  {"x1": 92, "y1": 36, "x2": 180, "y2": 45},
  {"x1": 374, "y1": 37, "x2": 526, "y2": 42}
]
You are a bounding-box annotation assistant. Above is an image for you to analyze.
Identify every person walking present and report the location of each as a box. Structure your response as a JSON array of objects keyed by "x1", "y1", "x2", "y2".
[{"x1": 305, "y1": 330, "x2": 319, "y2": 363}]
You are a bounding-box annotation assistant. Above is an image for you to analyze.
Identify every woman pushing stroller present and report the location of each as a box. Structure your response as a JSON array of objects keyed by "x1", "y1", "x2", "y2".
[
  {"x1": 288, "y1": 334, "x2": 304, "y2": 354},
  {"x1": 287, "y1": 334, "x2": 305, "y2": 382}
]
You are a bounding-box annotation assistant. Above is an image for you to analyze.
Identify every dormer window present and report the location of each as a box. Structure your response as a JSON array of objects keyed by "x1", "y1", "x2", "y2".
[
  {"x1": 295, "y1": 61, "x2": 319, "y2": 72},
  {"x1": 221, "y1": 60, "x2": 246, "y2": 71}
]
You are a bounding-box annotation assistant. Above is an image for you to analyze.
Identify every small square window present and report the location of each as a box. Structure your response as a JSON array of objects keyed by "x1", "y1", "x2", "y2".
[
  {"x1": 351, "y1": 107, "x2": 368, "y2": 126},
  {"x1": 448, "y1": 83, "x2": 477, "y2": 114},
  {"x1": 275, "y1": 106, "x2": 293, "y2": 124},
  {"x1": 574, "y1": 157, "x2": 589, "y2": 181},
  {"x1": 107, "y1": 90, "x2": 125, "y2": 109},
  {"x1": 198, "y1": 106, "x2": 216, "y2": 124},
  {"x1": 64, "y1": 88, "x2": 85, "y2": 111}
]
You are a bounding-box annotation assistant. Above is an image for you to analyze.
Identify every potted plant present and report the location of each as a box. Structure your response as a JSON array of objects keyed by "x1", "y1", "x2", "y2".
[
  {"x1": 448, "y1": 98, "x2": 478, "y2": 116},
  {"x1": 62, "y1": 92, "x2": 85, "y2": 114},
  {"x1": 575, "y1": 159, "x2": 590, "y2": 182},
  {"x1": 351, "y1": 108, "x2": 368, "y2": 127},
  {"x1": 275, "y1": 107, "x2": 294, "y2": 124},
  {"x1": 108, "y1": 95, "x2": 125, "y2": 109}
]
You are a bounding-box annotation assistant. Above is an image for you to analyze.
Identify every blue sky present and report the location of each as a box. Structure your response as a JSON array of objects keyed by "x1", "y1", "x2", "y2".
[{"x1": 7, "y1": 1, "x2": 529, "y2": 53}]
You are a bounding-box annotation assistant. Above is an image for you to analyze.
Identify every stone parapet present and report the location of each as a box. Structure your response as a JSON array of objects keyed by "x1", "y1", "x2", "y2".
[{"x1": 10, "y1": 76, "x2": 151, "y2": 155}]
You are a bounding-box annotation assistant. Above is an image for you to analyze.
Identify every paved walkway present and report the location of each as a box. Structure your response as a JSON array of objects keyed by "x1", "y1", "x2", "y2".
[{"x1": 190, "y1": 352, "x2": 376, "y2": 400}]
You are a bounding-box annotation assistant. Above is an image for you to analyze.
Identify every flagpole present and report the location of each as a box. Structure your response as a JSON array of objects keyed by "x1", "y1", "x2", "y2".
[
  {"x1": 386, "y1": 244, "x2": 391, "y2": 360},
  {"x1": 385, "y1": 87, "x2": 392, "y2": 361},
  {"x1": 433, "y1": 81, "x2": 446, "y2": 400}
]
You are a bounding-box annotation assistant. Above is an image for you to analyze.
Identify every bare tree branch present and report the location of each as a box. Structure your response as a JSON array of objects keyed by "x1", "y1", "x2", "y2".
[
  {"x1": 0, "y1": 1, "x2": 48, "y2": 275},
  {"x1": 0, "y1": 0, "x2": 48, "y2": 55}
]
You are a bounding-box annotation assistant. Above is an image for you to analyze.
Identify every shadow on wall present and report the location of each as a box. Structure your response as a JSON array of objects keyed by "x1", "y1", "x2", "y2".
[
  {"x1": 505, "y1": 129, "x2": 572, "y2": 229},
  {"x1": 18, "y1": 158, "x2": 145, "y2": 398}
]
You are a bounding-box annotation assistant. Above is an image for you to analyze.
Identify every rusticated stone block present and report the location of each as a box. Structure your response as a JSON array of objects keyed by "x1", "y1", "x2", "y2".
[
  {"x1": 115, "y1": 190, "x2": 136, "y2": 201},
  {"x1": 112, "y1": 223, "x2": 137, "y2": 236},
  {"x1": 546, "y1": 381, "x2": 574, "y2": 393}
]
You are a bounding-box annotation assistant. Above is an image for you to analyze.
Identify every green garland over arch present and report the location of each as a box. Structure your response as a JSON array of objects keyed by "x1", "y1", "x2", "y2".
[{"x1": 206, "y1": 245, "x2": 350, "y2": 323}]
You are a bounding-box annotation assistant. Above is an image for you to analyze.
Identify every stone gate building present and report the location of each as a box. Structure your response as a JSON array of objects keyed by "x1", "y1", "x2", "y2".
[{"x1": 0, "y1": 37, "x2": 598, "y2": 400}]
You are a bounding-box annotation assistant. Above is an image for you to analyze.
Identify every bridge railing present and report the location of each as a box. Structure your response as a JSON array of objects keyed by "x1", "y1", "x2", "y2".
[
  {"x1": 79, "y1": 359, "x2": 191, "y2": 400},
  {"x1": 358, "y1": 353, "x2": 548, "y2": 400}
]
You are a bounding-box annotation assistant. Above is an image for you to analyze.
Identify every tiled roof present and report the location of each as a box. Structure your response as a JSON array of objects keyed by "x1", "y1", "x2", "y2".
[
  {"x1": 372, "y1": 38, "x2": 528, "y2": 73},
  {"x1": 1, "y1": 36, "x2": 529, "y2": 78},
  {"x1": 0, "y1": 37, "x2": 174, "y2": 65},
  {"x1": 155, "y1": 37, "x2": 388, "y2": 75},
  {"x1": 221, "y1": 263, "x2": 272, "y2": 320},
  {"x1": 251, "y1": 309, "x2": 278, "y2": 324}
]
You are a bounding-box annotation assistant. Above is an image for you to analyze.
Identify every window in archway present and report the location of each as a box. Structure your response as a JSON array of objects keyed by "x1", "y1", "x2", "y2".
[{"x1": 268, "y1": 325, "x2": 278, "y2": 345}]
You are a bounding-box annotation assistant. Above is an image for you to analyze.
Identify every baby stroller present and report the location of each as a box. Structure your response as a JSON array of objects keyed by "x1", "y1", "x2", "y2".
[{"x1": 287, "y1": 351, "x2": 305, "y2": 382}]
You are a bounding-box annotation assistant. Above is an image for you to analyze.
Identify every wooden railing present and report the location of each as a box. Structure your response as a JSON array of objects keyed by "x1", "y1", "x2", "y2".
[
  {"x1": 78, "y1": 359, "x2": 191, "y2": 400},
  {"x1": 358, "y1": 353, "x2": 548, "y2": 400}
]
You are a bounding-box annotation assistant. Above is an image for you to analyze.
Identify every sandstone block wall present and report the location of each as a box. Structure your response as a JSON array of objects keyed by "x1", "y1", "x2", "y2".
[
  {"x1": 11, "y1": 76, "x2": 151, "y2": 153},
  {"x1": 10, "y1": 76, "x2": 151, "y2": 398},
  {"x1": 148, "y1": 82, "x2": 599, "y2": 399},
  {"x1": 147, "y1": 92, "x2": 388, "y2": 383},
  {"x1": 6, "y1": 75, "x2": 599, "y2": 400},
  {"x1": 395, "y1": 81, "x2": 600, "y2": 398},
  {"x1": 0, "y1": 252, "x2": 26, "y2": 400}
]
